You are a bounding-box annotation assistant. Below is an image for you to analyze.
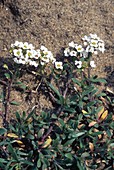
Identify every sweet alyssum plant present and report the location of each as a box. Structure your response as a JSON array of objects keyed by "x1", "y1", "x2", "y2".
[{"x1": 0, "y1": 34, "x2": 113, "y2": 170}]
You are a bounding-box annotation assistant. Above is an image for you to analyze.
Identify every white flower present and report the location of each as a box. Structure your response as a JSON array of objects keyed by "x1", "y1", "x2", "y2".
[
  {"x1": 86, "y1": 46, "x2": 89, "y2": 53},
  {"x1": 69, "y1": 41, "x2": 75, "y2": 48},
  {"x1": 64, "y1": 48, "x2": 70, "y2": 57},
  {"x1": 40, "y1": 55, "x2": 50, "y2": 63},
  {"x1": 26, "y1": 50, "x2": 34, "y2": 58},
  {"x1": 86, "y1": 46, "x2": 94, "y2": 53},
  {"x1": 83, "y1": 41, "x2": 88, "y2": 46},
  {"x1": 98, "y1": 41, "x2": 105, "y2": 53},
  {"x1": 13, "y1": 41, "x2": 20, "y2": 47},
  {"x1": 40, "y1": 61, "x2": 45, "y2": 65},
  {"x1": 47, "y1": 51, "x2": 54, "y2": 60},
  {"x1": 23, "y1": 42, "x2": 29, "y2": 49},
  {"x1": 11, "y1": 41, "x2": 35, "y2": 50},
  {"x1": 11, "y1": 41, "x2": 23, "y2": 48},
  {"x1": 28, "y1": 60, "x2": 38, "y2": 67},
  {"x1": 90, "y1": 33, "x2": 99, "y2": 39},
  {"x1": 74, "y1": 43, "x2": 78, "y2": 49},
  {"x1": 26, "y1": 50, "x2": 38, "y2": 58},
  {"x1": 55, "y1": 61, "x2": 63, "y2": 70},
  {"x1": 75, "y1": 60, "x2": 82, "y2": 68},
  {"x1": 28, "y1": 43, "x2": 35, "y2": 50},
  {"x1": 90, "y1": 39, "x2": 98, "y2": 48},
  {"x1": 82, "y1": 51, "x2": 88, "y2": 58},
  {"x1": 52, "y1": 58, "x2": 56, "y2": 64},
  {"x1": 89, "y1": 47, "x2": 95, "y2": 53},
  {"x1": 76, "y1": 45, "x2": 84, "y2": 53},
  {"x1": 93, "y1": 50, "x2": 98, "y2": 55},
  {"x1": 13, "y1": 58, "x2": 20, "y2": 64},
  {"x1": 36, "y1": 49, "x2": 41, "y2": 57},
  {"x1": 18, "y1": 42, "x2": 24, "y2": 48},
  {"x1": 90, "y1": 61, "x2": 96, "y2": 68},
  {"x1": 99, "y1": 46, "x2": 105, "y2": 53},
  {"x1": 13, "y1": 57, "x2": 27, "y2": 65},
  {"x1": 40, "y1": 45, "x2": 48, "y2": 51},
  {"x1": 70, "y1": 50, "x2": 77, "y2": 56},
  {"x1": 82, "y1": 35, "x2": 90, "y2": 41},
  {"x1": 18, "y1": 59, "x2": 26, "y2": 65},
  {"x1": 33, "y1": 62, "x2": 38, "y2": 67},
  {"x1": 77, "y1": 63, "x2": 82, "y2": 68},
  {"x1": 13, "y1": 49, "x2": 23, "y2": 57},
  {"x1": 11, "y1": 43, "x2": 15, "y2": 48},
  {"x1": 50, "y1": 56, "x2": 56, "y2": 63},
  {"x1": 24, "y1": 56, "x2": 29, "y2": 62},
  {"x1": 40, "y1": 48, "x2": 55, "y2": 64}
]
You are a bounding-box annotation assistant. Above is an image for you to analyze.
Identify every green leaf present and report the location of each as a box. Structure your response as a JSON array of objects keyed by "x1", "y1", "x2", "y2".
[
  {"x1": 48, "y1": 83, "x2": 61, "y2": 97},
  {"x1": 96, "y1": 93, "x2": 106, "y2": 97},
  {"x1": 10, "y1": 101, "x2": 20, "y2": 106},
  {"x1": 8, "y1": 163, "x2": 19, "y2": 170},
  {"x1": 21, "y1": 160, "x2": 34, "y2": 166},
  {"x1": 90, "y1": 89, "x2": 98, "y2": 96},
  {"x1": 82, "y1": 86, "x2": 94, "y2": 97},
  {"x1": 0, "y1": 161, "x2": 6, "y2": 169},
  {"x1": 51, "y1": 114, "x2": 57, "y2": 119},
  {"x1": 15, "y1": 81, "x2": 27, "y2": 90},
  {"x1": 72, "y1": 78, "x2": 81, "y2": 86},
  {"x1": 26, "y1": 134, "x2": 34, "y2": 140},
  {"x1": 58, "y1": 118, "x2": 65, "y2": 127},
  {"x1": 0, "y1": 158, "x2": 7, "y2": 164},
  {"x1": 78, "y1": 101, "x2": 83, "y2": 108},
  {"x1": 65, "y1": 153, "x2": 73, "y2": 160},
  {"x1": 64, "y1": 107, "x2": 75, "y2": 113},
  {"x1": 106, "y1": 128, "x2": 112, "y2": 137},
  {"x1": 90, "y1": 77, "x2": 107, "y2": 83},
  {"x1": 64, "y1": 139, "x2": 75, "y2": 147},
  {"x1": 14, "y1": 81, "x2": 23, "y2": 85},
  {"x1": 81, "y1": 152, "x2": 90, "y2": 158},
  {"x1": 20, "y1": 84, "x2": 27, "y2": 90},
  {"x1": 15, "y1": 112, "x2": 21, "y2": 120},
  {"x1": 25, "y1": 110, "x2": 35, "y2": 121},
  {"x1": 0, "y1": 128, "x2": 7, "y2": 135},
  {"x1": 5, "y1": 160, "x2": 17, "y2": 170},
  {"x1": 8, "y1": 144, "x2": 18, "y2": 161},
  {"x1": 38, "y1": 128, "x2": 44, "y2": 138},
  {"x1": 91, "y1": 131, "x2": 103, "y2": 136},
  {"x1": 17, "y1": 150, "x2": 28, "y2": 156},
  {"x1": 37, "y1": 159, "x2": 41, "y2": 168},
  {"x1": 86, "y1": 101, "x2": 96, "y2": 107},
  {"x1": 4, "y1": 73, "x2": 11, "y2": 79},
  {"x1": 71, "y1": 131, "x2": 86, "y2": 138}
]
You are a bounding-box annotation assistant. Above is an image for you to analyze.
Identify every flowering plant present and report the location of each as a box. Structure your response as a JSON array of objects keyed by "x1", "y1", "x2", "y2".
[
  {"x1": 64, "y1": 34, "x2": 105, "y2": 69},
  {"x1": 0, "y1": 34, "x2": 113, "y2": 170}
]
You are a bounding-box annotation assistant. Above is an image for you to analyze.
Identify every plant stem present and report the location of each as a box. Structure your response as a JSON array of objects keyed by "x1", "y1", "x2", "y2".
[
  {"x1": 0, "y1": 80, "x2": 7, "y2": 86},
  {"x1": 3, "y1": 79, "x2": 12, "y2": 126},
  {"x1": 41, "y1": 80, "x2": 70, "y2": 142},
  {"x1": 41, "y1": 126, "x2": 53, "y2": 142}
]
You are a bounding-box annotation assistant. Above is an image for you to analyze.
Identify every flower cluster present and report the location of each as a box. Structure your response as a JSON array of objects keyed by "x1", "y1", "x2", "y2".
[
  {"x1": 64, "y1": 42, "x2": 84, "y2": 57},
  {"x1": 64, "y1": 34, "x2": 105, "y2": 69},
  {"x1": 82, "y1": 33, "x2": 105, "y2": 54},
  {"x1": 38, "y1": 45, "x2": 56, "y2": 66},
  {"x1": 11, "y1": 34, "x2": 104, "y2": 71},
  {"x1": 11, "y1": 41, "x2": 63, "y2": 70}
]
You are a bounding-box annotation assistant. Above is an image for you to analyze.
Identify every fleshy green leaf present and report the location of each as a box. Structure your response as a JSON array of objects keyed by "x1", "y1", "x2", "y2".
[
  {"x1": 0, "y1": 128, "x2": 7, "y2": 135},
  {"x1": 8, "y1": 144, "x2": 18, "y2": 161}
]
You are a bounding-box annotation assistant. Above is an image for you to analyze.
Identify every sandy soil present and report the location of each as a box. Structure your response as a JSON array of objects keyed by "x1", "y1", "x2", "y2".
[{"x1": 0, "y1": 0, "x2": 114, "y2": 113}]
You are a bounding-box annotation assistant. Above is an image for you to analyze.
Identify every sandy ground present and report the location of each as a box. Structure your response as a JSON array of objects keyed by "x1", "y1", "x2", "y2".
[{"x1": 0, "y1": 0, "x2": 114, "y2": 113}]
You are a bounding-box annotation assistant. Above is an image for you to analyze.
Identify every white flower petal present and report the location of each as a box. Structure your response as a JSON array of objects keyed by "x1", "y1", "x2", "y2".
[
  {"x1": 90, "y1": 61, "x2": 96, "y2": 68},
  {"x1": 55, "y1": 61, "x2": 63, "y2": 70}
]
